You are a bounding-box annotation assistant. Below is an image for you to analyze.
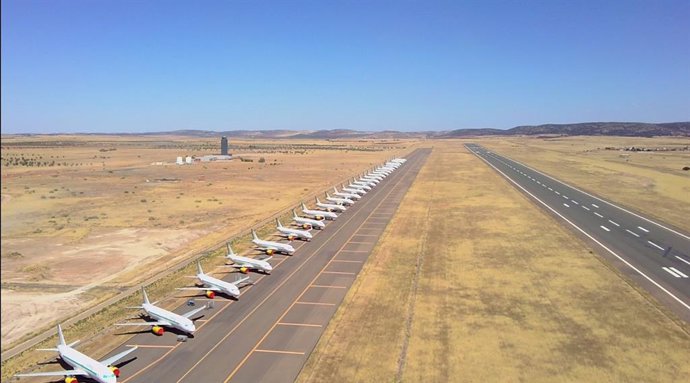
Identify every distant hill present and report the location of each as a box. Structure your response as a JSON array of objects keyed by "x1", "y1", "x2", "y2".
[{"x1": 439, "y1": 122, "x2": 690, "y2": 138}]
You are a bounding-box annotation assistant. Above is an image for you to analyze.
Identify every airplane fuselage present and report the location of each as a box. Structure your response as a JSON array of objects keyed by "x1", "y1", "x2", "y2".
[
  {"x1": 317, "y1": 202, "x2": 347, "y2": 212},
  {"x1": 58, "y1": 345, "x2": 116, "y2": 383},
  {"x1": 293, "y1": 216, "x2": 326, "y2": 229},
  {"x1": 228, "y1": 255, "x2": 272, "y2": 273},
  {"x1": 253, "y1": 238, "x2": 295, "y2": 254},
  {"x1": 303, "y1": 208, "x2": 337, "y2": 220},
  {"x1": 327, "y1": 196, "x2": 354, "y2": 205},
  {"x1": 143, "y1": 303, "x2": 196, "y2": 334},
  {"x1": 198, "y1": 273, "x2": 240, "y2": 298},
  {"x1": 278, "y1": 226, "x2": 312, "y2": 241}
]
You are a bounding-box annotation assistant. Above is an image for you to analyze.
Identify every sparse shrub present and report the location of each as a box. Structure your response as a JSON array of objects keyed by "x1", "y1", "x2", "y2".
[{"x1": 258, "y1": 157, "x2": 266, "y2": 163}]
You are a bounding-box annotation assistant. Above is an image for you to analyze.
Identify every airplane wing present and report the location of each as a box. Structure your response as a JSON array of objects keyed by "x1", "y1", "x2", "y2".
[
  {"x1": 100, "y1": 346, "x2": 138, "y2": 366},
  {"x1": 15, "y1": 369, "x2": 88, "y2": 377},
  {"x1": 176, "y1": 287, "x2": 221, "y2": 291},
  {"x1": 182, "y1": 304, "x2": 208, "y2": 319},
  {"x1": 232, "y1": 276, "x2": 251, "y2": 286},
  {"x1": 115, "y1": 321, "x2": 170, "y2": 327}
]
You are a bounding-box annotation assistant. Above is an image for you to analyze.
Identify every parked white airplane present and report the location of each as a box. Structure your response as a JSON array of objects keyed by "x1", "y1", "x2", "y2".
[
  {"x1": 276, "y1": 218, "x2": 312, "y2": 241},
  {"x1": 325, "y1": 192, "x2": 354, "y2": 206},
  {"x1": 301, "y1": 202, "x2": 338, "y2": 220},
  {"x1": 292, "y1": 209, "x2": 326, "y2": 230},
  {"x1": 352, "y1": 178, "x2": 374, "y2": 189},
  {"x1": 225, "y1": 243, "x2": 273, "y2": 274},
  {"x1": 341, "y1": 184, "x2": 366, "y2": 195},
  {"x1": 177, "y1": 262, "x2": 251, "y2": 299},
  {"x1": 15, "y1": 324, "x2": 137, "y2": 383},
  {"x1": 364, "y1": 173, "x2": 385, "y2": 180},
  {"x1": 116, "y1": 287, "x2": 207, "y2": 335},
  {"x1": 316, "y1": 197, "x2": 347, "y2": 212},
  {"x1": 333, "y1": 186, "x2": 361, "y2": 200},
  {"x1": 348, "y1": 180, "x2": 371, "y2": 191},
  {"x1": 359, "y1": 174, "x2": 379, "y2": 184},
  {"x1": 252, "y1": 229, "x2": 295, "y2": 255}
]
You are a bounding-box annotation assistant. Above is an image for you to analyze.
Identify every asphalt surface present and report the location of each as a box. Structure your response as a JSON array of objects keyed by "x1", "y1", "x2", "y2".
[
  {"x1": 466, "y1": 144, "x2": 690, "y2": 322},
  {"x1": 69, "y1": 148, "x2": 431, "y2": 383}
]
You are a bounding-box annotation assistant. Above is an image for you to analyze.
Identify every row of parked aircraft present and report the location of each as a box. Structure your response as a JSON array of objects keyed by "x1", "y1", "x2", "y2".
[{"x1": 15, "y1": 158, "x2": 408, "y2": 383}]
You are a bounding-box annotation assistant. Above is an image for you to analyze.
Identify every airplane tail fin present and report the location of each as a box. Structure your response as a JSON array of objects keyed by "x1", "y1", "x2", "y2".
[
  {"x1": 315, "y1": 197, "x2": 321, "y2": 203},
  {"x1": 141, "y1": 287, "x2": 150, "y2": 305},
  {"x1": 276, "y1": 218, "x2": 283, "y2": 228},
  {"x1": 252, "y1": 229, "x2": 259, "y2": 240},
  {"x1": 326, "y1": 192, "x2": 331, "y2": 198},
  {"x1": 197, "y1": 261, "x2": 204, "y2": 275},
  {"x1": 226, "y1": 243, "x2": 236, "y2": 257},
  {"x1": 57, "y1": 324, "x2": 66, "y2": 346},
  {"x1": 301, "y1": 202, "x2": 307, "y2": 210},
  {"x1": 292, "y1": 209, "x2": 298, "y2": 218}
]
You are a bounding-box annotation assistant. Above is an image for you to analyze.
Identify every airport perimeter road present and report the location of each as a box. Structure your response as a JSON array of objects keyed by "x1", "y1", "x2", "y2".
[
  {"x1": 466, "y1": 144, "x2": 690, "y2": 321},
  {"x1": 93, "y1": 148, "x2": 430, "y2": 383}
]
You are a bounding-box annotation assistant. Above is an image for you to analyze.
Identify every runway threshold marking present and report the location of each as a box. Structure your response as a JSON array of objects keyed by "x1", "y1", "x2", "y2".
[
  {"x1": 594, "y1": 212, "x2": 604, "y2": 218},
  {"x1": 626, "y1": 229, "x2": 640, "y2": 237},
  {"x1": 469, "y1": 146, "x2": 690, "y2": 312},
  {"x1": 608, "y1": 220, "x2": 620, "y2": 227},
  {"x1": 638, "y1": 226, "x2": 650, "y2": 233},
  {"x1": 222, "y1": 152, "x2": 421, "y2": 383},
  {"x1": 563, "y1": 203, "x2": 570, "y2": 208},
  {"x1": 583, "y1": 206, "x2": 591, "y2": 211},
  {"x1": 663, "y1": 267, "x2": 688, "y2": 278},
  {"x1": 600, "y1": 225, "x2": 610, "y2": 232}
]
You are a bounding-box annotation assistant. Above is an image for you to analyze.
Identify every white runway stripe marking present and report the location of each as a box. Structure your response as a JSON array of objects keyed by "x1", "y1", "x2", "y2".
[
  {"x1": 608, "y1": 220, "x2": 620, "y2": 227},
  {"x1": 582, "y1": 206, "x2": 590, "y2": 211},
  {"x1": 572, "y1": 200, "x2": 579, "y2": 205},
  {"x1": 563, "y1": 203, "x2": 570, "y2": 207},
  {"x1": 548, "y1": 187, "x2": 553, "y2": 191},
  {"x1": 591, "y1": 203, "x2": 600, "y2": 208},
  {"x1": 675, "y1": 256, "x2": 690, "y2": 266},
  {"x1": 670, "y1": 267, "x2": 689, "y2": 278},
  {"x1": 594, "y1": 212, "x2": 604, "y2": 218},
  {"x1": 638, "y1": 226, "x2": 650, "y2": 233},
  {"x1": 555, "y1": 191, "x2": 561, "y2": 195},
  {"x1": 648, "y1": 241, "x2": 665, "y2": 251},
  {"x1": 664, "y1": 267, "x2": 682, "y2": 278},
  {"x1": 601, "y1": 225, "x2": 610, "y2": 232},
  {"x1": 626, "y1": 229, "x2": 640, "y2": 237}
]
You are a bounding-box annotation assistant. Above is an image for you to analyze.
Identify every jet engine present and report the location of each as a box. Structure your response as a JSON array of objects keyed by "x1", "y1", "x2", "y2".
[
  {"x1": 302, "y1": 223, "x2": 311, "y2": 230},
  {"x1": 266, "y1": 249, "x2": 274, "y2": 255},
  {"x1": 108, "y1": 366, "x2": 121, "y2": 377},
  {"x1": 239, "y1": 266, "x2": 249, "y2": 274},
  {"x1": 287, "y1": 234, "x2": 296, "y2": 241},
  {"x1": 152, "y1": 325, "x2": 165, "y2": 336},
  {"x1": 205, "y1": 290, "x2": 215, "y2": 299},
  {"x1": 65, "y1": 377, "x2": 78, "y2": 383}
]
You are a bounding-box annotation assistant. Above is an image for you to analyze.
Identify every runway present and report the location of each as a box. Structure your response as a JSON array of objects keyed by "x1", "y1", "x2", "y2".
[
  {"x1": 92, "y1": 148, "x2": 431, "y2": 383},
  {"x1": 466, "y1": 144, "x2": 690, "y2": 322}
]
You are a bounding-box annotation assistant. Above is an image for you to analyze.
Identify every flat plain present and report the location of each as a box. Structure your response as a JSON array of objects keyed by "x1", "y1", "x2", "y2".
[
  {"x1": 298, "y1": 140, "x2": 690, "y2": 382},
  {"x1": 0, "y1": 135, "x2": 413, "y2": 350}
]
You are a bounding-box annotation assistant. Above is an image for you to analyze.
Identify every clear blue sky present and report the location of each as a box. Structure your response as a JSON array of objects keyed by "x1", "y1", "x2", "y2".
[{"x1": 2, "y1": 0, "x2": 689, "y2": 133}]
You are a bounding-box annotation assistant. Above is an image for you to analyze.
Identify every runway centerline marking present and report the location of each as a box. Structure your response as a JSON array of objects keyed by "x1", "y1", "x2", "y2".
[
  {"x1": 626, "y1": 229, "x2": 640, "y2": 237},
  {"x1": 608, "y1": 220, "x2": 620, "y2": 227},
  {"x1": 601, "y1": 225, "x2": 610, "y2": 232},
  {"x1": 563, "y1": 203, "x2": 570, "y2": 208},
  {"x1": 638, "y1": 226, "x2": 650, "y2": 233},
  {"x1": 594, "y1": 212, "x2": 604, "y2": 218},
  {"x1": 648, "y1": 241, "x2": 665, "y2": 251},
  {"x1": 592, "y1": 203, "x2": 600, "y2": 208},
  {"x1": 572, "y1": 200, "x2": 579, "y2": 205},
  {"x1": 675, "y1": 256, "x2": 690, "y2": 266},
  {"x1": 582, "y1": 206, "x2": 590, "y2": 211},
  {"x1": 468, "y1": 146, "x2": 690, "y2": 312}
]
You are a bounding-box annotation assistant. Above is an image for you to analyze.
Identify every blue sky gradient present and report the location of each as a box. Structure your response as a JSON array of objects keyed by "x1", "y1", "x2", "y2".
[{"x1": 2, "y1": 0, "x2": 689, "y2": 133}]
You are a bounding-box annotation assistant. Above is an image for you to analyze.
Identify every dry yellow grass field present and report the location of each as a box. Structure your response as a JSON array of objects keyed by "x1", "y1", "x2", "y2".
[
  {"x1": 1, "y1": 134, "x2": 416, "y2": 349},
  {"x1": 298, "y1": 140, "x2": 690, "y2": 383},
  {"x1": 477, "y1": 136, "x2": 690, "y2": 232}
]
